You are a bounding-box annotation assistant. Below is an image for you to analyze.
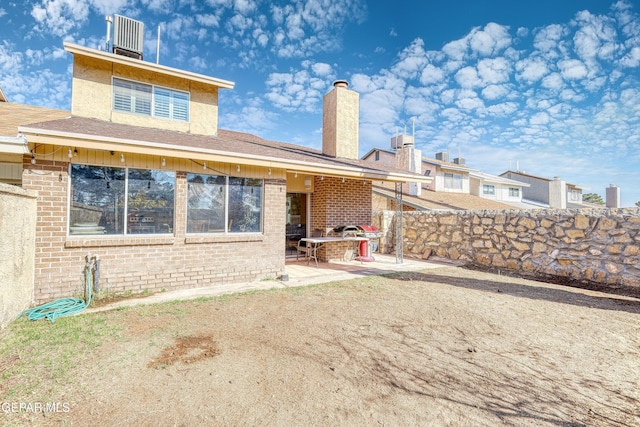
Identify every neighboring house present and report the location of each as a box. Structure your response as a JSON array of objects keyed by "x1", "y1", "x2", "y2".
[
  {"x1": 4, "y1": 20, "x2": 429, "y2": 304},
  {"x1": 423, "y1": 152, "x2": 470, "y2": 194},
  {"x1": 469, "y1": 170, "x2": 529, "y2": 205},
  {"x1": 499, "y1": 170, "x2": 586, "y2": 209},
  {"x1": 363, "y1": 140, "x2": 518, "y2": 211},
  {"x1": 371, "y1": 183, "x2": 520, "y2": 211}
]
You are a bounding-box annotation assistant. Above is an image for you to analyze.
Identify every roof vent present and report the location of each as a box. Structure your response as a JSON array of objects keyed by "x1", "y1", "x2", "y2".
[{"x1": 112, "y1": 14, "x2": 144, "y2": 60}]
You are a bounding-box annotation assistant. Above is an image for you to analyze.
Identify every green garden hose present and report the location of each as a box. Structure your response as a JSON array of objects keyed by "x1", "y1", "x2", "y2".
[{"x1": 20, "y1": 256, "x2": 94, "y2": 323}]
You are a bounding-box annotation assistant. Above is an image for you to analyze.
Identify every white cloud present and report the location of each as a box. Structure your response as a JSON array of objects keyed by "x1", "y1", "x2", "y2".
[
  {"x1": 454, "y1": 66, "x2": 481, "y2": 88},
  {"x1": 516, "y1": 57, "x2": 548, "y2": 83},
  {"x1": 392, "y1": 39, "x2": 428, "y2": 80},
  {"x1": 481, "y1": 84, "x2": 510, "y2": 100},
  {"x1": 529, "y1": 111, "x2": 550, "y2": 125},
  {"x1": 477, "y1": 57, "x2": 511, "y2": 84},
  {"x1": 196, "y1": 13, "x2": 221, "y2": 27},
  {"x1": 419, "y1": 64, "x2": 445, "y2": 85},
  {"x1": 533, "y1": 24, "x2": 567, "y2": 53},
  {"x1": 31, "y1": 0, "x2": 90, "y2": 36},
  {"x1": 541, "y1": 72, "x2": 564, "y2": 90},
  {"x1": 619, "y1": 46, "x2": 640, "y2": 67},
  {"x1": 469, "y1": 23, "x2": 512, "y2": 56},
  {"x1": 558, "y1": 58, "x2": 588, "y2": 80}
]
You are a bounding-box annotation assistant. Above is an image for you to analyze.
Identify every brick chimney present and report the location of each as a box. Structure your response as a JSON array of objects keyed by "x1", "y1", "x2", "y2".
[{"x1": 322, "y1": 80, "x2": 359, "y2": 159}]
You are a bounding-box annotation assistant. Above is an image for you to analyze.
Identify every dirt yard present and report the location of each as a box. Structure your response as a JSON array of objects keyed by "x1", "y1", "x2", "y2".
[{"x1": 2, "y1": 266, "x2": 639, "y2": 426}]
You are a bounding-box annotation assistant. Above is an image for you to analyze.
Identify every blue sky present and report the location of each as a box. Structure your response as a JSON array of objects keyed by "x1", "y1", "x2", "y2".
[{"x1": 1, "y1": 0, "x2": 639, "y2": 207}]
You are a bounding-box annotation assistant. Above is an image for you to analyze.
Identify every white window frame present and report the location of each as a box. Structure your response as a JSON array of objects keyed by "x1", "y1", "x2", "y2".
[
  {"x1": 509, "y1": 187, "x2": 520, "y2": 197},
  {"x1": 483, "y1": 184, "x2": 495, "y2": 195},
  {"x1": 444, "y1": 173, "x2": 463, "y2": 190},
  {"x1": 113, "y1": 77, "x2": 190, "y2": 122}
]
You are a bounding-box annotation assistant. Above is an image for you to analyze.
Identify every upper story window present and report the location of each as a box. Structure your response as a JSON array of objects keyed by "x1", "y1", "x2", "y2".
[
  {"x1": 482, "y1": 184, "x2": 495, "y2": 195},
  {"x1": 444, "y1": 173, "x2": 462, "y2": 190},
  {"x1": 113, "y1": 78, "x2": 189, "y2": 122},
  {"x1": 569, "y1": 189, "x2": 581, "y2": 201},
  {"x1": 509, "y1": 187, "x2": 520, "y2": 197}
]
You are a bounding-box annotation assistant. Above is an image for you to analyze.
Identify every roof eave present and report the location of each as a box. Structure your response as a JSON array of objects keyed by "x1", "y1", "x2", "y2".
[
  {"x1": 19, "y1": 126, "x2": 433, "y2": 184},
  {"x1": 64, "y1": 42, "x2": 235, "y2": 90}
]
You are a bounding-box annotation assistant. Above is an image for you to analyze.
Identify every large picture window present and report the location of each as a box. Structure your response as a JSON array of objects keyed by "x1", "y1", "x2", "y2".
[
  {"x1": 69, "y1": 165, "x2": 175, "y2": 235},
  {"x1": 187, "y1": 173, "x2": 263, "y2": 233},
  {"x1": 113, "y1": 78, "x2": 189, "y2": 122}
]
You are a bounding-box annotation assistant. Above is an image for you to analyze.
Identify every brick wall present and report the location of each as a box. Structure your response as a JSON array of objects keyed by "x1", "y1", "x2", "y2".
[
  {"x1": 311, "y1": 176, "x2": 372, "y2": 260},
  {"x1": 23, "y1": 158, "x2": 286, "y2": 303}
]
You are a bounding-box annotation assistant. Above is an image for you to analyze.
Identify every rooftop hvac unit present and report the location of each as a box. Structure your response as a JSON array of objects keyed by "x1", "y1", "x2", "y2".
[
  {"x1": 391, "y1": 134, "x2": 414, "y2": 149},
  {"x1": 435, "y1": 151, "x2": 449, "y2": 162},
  {"x1": 453, "y1": 157, "x2": 466, "y2": 165},
  {"x1": 112, "y1": 14, "x2": 144, "y2": 60}
]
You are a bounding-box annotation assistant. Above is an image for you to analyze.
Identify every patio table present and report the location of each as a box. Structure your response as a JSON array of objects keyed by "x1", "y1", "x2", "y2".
[{"x1": 300, "y1": 236, "x2": 369, "y2": 267}]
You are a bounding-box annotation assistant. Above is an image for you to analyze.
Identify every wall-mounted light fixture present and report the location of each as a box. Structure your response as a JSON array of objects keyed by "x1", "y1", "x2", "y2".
[
  {"x1": 268, "y1": 168, "x2": 272, "y2": 176},
  {"x1": 304, "y1": 176, "x2": 312, "y2": 190},
  {"x1": 31, "y1": 154, "x2": 36, "y2": 165},
  {"x1": 120, "y1": 153, "x2": 125, "y2": 163},
  {"x1": 342, "y1": 177, "x2": 345, "y2": 183},
  {"x1": 320, "y1": 175, "x2": 324, "y2": 181},
  {"x1": 294, "y1": 172, "x2": 298, "y2": 178},
  {"x1": 161, "y1": 158, "x2": 166, "y2": 167},
  {"x1": 68, "y1": 148, "x2": 73, "y2": 159},
  {"x1": 237, "y1": 165, "x2": 240, "y2": 172},
  {"x1": 203, "y1": 161, "x2": 207, "y2": 170}
]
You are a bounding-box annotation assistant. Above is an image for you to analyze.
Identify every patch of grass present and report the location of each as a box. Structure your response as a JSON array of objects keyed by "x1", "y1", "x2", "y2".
[{"x1": 0, "y1": 313, "x2": 121, "y2": 401}]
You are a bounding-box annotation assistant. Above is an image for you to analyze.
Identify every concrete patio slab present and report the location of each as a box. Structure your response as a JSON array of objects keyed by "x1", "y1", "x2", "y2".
[{"x1": 86, "y1": 254, "x2": 451, "y2": 313}]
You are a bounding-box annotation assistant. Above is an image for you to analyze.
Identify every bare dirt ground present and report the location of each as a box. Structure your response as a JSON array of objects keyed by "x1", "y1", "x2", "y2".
[{"x1": 3, "y1": 266, "x2": 640, "y2": 426}]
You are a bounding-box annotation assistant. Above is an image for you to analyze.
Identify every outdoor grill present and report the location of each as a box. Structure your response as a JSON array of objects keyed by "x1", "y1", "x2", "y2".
[{"x1": 332, "y1": 224, "x2": 381, "y2": 261}]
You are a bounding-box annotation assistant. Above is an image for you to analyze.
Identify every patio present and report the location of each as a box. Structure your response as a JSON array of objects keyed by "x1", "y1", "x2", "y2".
[{"x1": 86, "y1": 254, "x2": 450, "y2": 313}]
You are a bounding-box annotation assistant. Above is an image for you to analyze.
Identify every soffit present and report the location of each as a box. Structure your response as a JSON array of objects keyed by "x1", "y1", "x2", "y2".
[{"x1": 20, "y1": 116, "x2": 433, "y2": 183}]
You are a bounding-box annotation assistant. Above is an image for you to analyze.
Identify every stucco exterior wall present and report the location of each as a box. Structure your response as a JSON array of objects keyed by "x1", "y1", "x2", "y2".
[
  {"x1": 384, "y1": 208, "x2": 640, "y2": 291},
  {"x1": 22, "y1": 154, "x2": 286, "y2": 304},
  {"x1": 71, "y1": 55, "x2": 219, "y2": 136},
  {"x1": 0, "y1": 183, "x2": 36, "y2": 327}
]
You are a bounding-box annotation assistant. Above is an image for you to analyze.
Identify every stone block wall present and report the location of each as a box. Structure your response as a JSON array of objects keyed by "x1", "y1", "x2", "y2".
[{"x1": 381, "y1": 208, "x2": 640, "y2": 290}]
